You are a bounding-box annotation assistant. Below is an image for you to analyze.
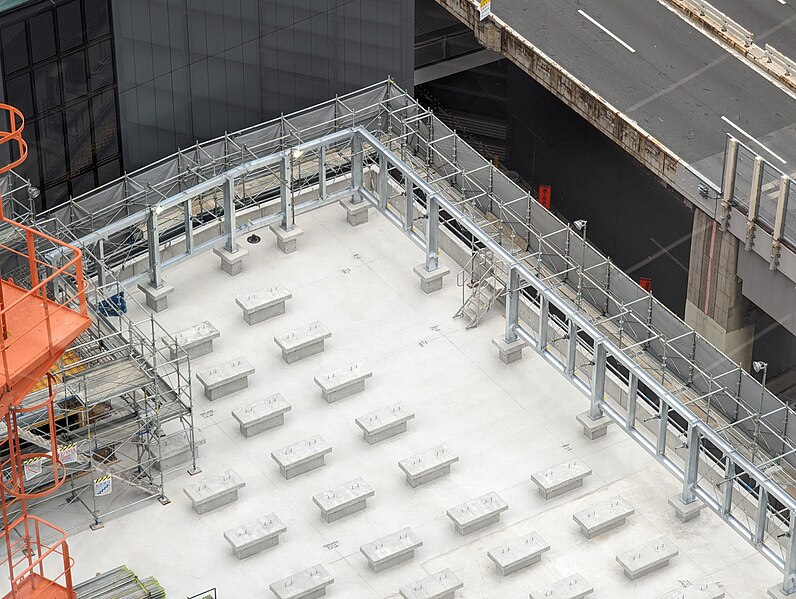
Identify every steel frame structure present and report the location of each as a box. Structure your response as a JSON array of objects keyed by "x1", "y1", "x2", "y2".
[{"x1": 5, "y1": 80, "x2": 796, "y2": 593}]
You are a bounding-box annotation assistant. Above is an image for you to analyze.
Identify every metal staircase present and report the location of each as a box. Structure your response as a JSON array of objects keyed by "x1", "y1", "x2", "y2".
[{"x1": 454, "y1": 248, "x2": 506, "y2": 329}]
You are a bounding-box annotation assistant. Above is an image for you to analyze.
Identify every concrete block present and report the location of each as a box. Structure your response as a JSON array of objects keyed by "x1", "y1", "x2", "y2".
[
  {"x1": 314, "y1": 362, "x2": 372, "y2": 402},
  {"x1": 446, "y1": 492, "x2": 508, "y2": 536},
  {"x1": 231, "y1": 394, "x2": 291, "y2": 438},
  {"x1": 659, "y1": 582, "x2": 725, "y2": 598},
  {"x1": 152, "y1": 431, "x2": 206, "y2": 472},
  {"x1": 360, "y1": 527, "x2": 422, "y2": 573},
  {"x1": 340, "y1": 199, "x2": 371, "y2": 226},
  {"x1": 531, "y1": 460, "x2": 592, "y2": 500},
  {"x1": 413, "y1": 263, "x2": 450, "y2": 294},
  {"x1": 213, "y1": 246, "x2": 248, "y2": 276},
  {"x1": 616, "y1": 536, "x2": 678, "y2": 581},
  {"x1": 183, "y1": 469, "x2": 245, "y2": 515},
  {"x1": 235, "y1": 285, "x2": 292, "y2": 325},
  {"x1": 668, "y1": 494, "x2": 705, "y2": 522},
  {"x1": 492, "y1": 336, "x2": 525, "y2": 364},
  {"x1": 487, "y1": 532, "x2": 549, "y2": 576},
  {"x1": 400, "y1": 569, "x2": 463, "y2": 599},
  {"x1": 272, "y1": 435, "x2": 332, "y2": 479},
  {"x1": 313, "y1": 478, "x2": 374, "y2": 524},
  {"x1": 270, "y1": 564, "x2": 333, "y2": 599},
  {"x1": 274, "y1": 321, "x2": 331, "y2": 364},
  {"x1": 576, "y1": 410, "x2": 612, "y2": 440},
  {"x1": 355, "y1": 403, "x2": 415, "y2": 444},
  {"x1": 399, "y1": 445, "x2": 458, "y2": 488},
  {"x1": 529, "y1": 574, "x2": 593, "y2": 599},
  {"x1": 572, "y1": 496, "x2": 634, "y2": 539},
  {"x1": 164, "y1": 320, "x2": 220, "y2": 361},
  {"x1": 224, "y1": 513, "x2": 286, "y2": 559},
  {"x1": 195, "y1": 357, "x2": 255, "y2": 401},
  {"x1": 137, "y1": 281, "x2": 174, "y2": 312},
  {"x1": 270, "y1": 224, "x2": 304, "y2": 254}
]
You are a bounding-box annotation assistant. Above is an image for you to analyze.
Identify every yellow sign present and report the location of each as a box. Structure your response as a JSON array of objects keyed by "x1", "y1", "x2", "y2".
[{"x1": 479, "y1": 0, "x2": 492, "y2": 20}]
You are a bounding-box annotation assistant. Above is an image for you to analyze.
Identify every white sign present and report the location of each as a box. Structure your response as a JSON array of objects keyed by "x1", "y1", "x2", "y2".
[
  {"x1": 94, "y1": 476, "x2": 112, "y2": 497},
  {"x1": 23, "y1": 458, "x2": 42, "y2": 481},
  {"x1": 59, "y1": 444, "x2": 78, "y2": 464},
  {"x1": 479, "y1": 0, "x2": 492, "y2": 20}
]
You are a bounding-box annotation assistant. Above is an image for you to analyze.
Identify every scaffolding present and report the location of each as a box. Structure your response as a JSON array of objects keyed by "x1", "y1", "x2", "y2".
[{"x1": 2, "y1": 79, "x2": 796, "y2": 593}]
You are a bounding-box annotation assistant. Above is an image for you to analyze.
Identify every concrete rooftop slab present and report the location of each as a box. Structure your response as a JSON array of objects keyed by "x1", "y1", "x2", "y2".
[{"x1": 62, "y1": 201, "x2": 777, "y2": 598}]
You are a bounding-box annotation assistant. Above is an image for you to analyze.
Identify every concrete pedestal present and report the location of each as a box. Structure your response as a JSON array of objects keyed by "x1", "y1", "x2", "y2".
[
  {"x1": 236, "y1": 285, "x2": 292, "y2": 325},
  {"x1": 271, "y1": 224, "x2": 304, "y2": 254},
  {"x1": 314, "y1": 363, "x2": 372, "y2": 402},
  {"x1": 195, "y1": 358, "x2": 255, "y2": 401},
  {"x1": 660, "y1": 583, "x2": 725, "y2": 598},
  {"x1": 531, "y1": 460, "x2": 592, "y2": 500},
  {"x1": 447, "y1": 492, "x2": 508, "y2": 536},
  {"x1": 341, "y1": 199, "x2": 371, "y2": 226},
  {"x1": 616, "y1": 536, "x2": 678, "y2": 581},
  {"x1": 270, "y1": 565, "x2": 333, "y2": 599},
  {"x1": 413, "y1": 263, "x2": 450, "y2": 294},
  {"x1": 400, "y1": 569, "x2": 463, "y2": 599},
  {"x1": 768, "y1": 584, "x2": 792, "y2": 598},
  {"x1": 668, "y1": 494, "x2": 705, "y2": 522},
  {"x1": 530, "y1": 574, "x2": 593, "y2": 599},
  {"x1": 576, "y1": 411, "x2": 612, "y2": 440},
  {"x1": 355, "y1": 403, "x2": 414, "y2": 444},
  {"x1": 137, "y1": 281, "x2": 174, "y2": 312},
  {"x1": 165, "y1": 321, "x2": 220, "y2": 361},
  {"x1": 487, "y1": 532, "x2": 549, "y2": 576},
  {"x1": 183, "y1": 469, "x2": 245, "y2": 515},
  {"x1": 361, "y1": 528, "x2": 422, "y2": 573},
  {"x1": 213, "y1": 246, "x2": 248, "y2": 276},
  {"x1": 231, "y1": 394, "x2": 291, "y2": 438},
  {"x1": 573, "y1": 497, "x2": 634, "y2": 539},
  {"x1": 492, "y1": 336, "x2": 525, "y2": 365},
  {"x1": 274, "y1": 322, "x2": 332, "y2": 364},
  {"x1": 312, "y1": 478, "x2": 374, "y2": 523},
  {"x1": 224, "y1": 514, "x2": 286, "y2": 559},
  {"x1": 272, "y1": 436, "x2": 332, "y2": 479},
  {"x1": 399, "y1": 445, "x2": 459, "y2": 488}
]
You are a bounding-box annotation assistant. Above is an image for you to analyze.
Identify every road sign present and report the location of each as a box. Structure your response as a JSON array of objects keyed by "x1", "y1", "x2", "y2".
[
  {"x1": 94, "y1": 475, "x2": 112, "y2": 497},
  {"x1": 479, "y1": 0, "x2": 491, "y2": 20},
  {"x1": 539, "y1": 185, "x2": 551, "y2": 210}
]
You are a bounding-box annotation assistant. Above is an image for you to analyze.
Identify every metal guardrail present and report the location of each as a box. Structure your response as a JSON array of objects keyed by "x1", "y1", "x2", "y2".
[{"x1": 666, "y1": 0, "x2": 796, "y2": 93}]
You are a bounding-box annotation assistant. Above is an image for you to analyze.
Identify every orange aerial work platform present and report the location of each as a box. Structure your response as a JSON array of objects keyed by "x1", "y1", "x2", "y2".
[{"x1": 0, "y1": 104, "x2": 91, "y2": 599}]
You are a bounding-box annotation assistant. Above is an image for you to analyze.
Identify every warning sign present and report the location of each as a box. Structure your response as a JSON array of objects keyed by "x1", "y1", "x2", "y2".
[
  {"x1": 23, "y1": 458, "x2": 42, "y2": 481},
  {"x1": 94, "y1": 476, "x2": 112, "y2": 497},
  {"x1": 59, "y1": 443, "x2": 79, "y2": 464},
  {"x1": 479, "y1": 0, "x2": 491, "y2": 20}
]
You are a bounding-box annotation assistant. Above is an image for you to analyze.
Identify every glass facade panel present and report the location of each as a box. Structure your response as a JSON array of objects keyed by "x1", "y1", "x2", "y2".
[{"x1": 0, "y1": 0, "x2": 121, "y2": 209}]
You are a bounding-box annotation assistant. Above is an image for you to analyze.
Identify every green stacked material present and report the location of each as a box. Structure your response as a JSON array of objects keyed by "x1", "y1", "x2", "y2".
[{"x1": 74, "y1": 566, "x2": 165, "y2": 598}]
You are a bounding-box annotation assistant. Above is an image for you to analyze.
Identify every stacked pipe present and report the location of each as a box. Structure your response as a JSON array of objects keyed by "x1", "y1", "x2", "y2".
[{"x1": 74, "y1": 566, "x2": 165, "y2": 598}]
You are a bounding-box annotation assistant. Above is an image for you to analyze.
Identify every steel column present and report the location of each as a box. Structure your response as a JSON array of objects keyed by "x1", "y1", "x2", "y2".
[
  {"x1": 319, "y1": 146, "x2": 327, "y2": 202},
  {"x1": 720, "y1": 137, "x2": 739, "y2": 231},
  {"x1": 771, "y1": 175, "x2": 792, "y2": 270},
  {"x1": 783, "y1": 512, "x2": 796, "y2": 594},
  {"x1": 222, "y1": 176, "x2": 236, "y2": 253},
  {"x1": 378, "y1": 153, "x2": 389, "y2": 210},
  {"x1": 425, "y1": 196, "x2": 440, "y2": 271},
  {"x1": 184, "y1": 201, "x2": 194, "y2": 254},
  {"x1": 590, "y1": 342, "x2": 606, "y2": 419},
  {"x1": 722, "y1": 458, "x2": 733, "y2": 515},
  {"x1": 280, "y1": 153, "x2": 294, "y2": 231},
  {"x1": 405, "y1": 179, "x2": 414, "y2": 233},
  {"x1": 657, "y1": 401, "x2": 669, "y2": 456},
  {"x1": 567, "y1": 319, "x2": 578, "y2": 375},
  {"x1": 682, "y1": 424, "x2": 700, "y2": 504},
  {"x1": 505, "y1": 266, "x2": 520, "y2": 343},
  {"x1": 626, "y1": 373, "x2": 638, "y2": 429},
  {"x1": 745, "y1": 156, "x2": 764, "y2": 250},
  {"x1": 147, "y1": 207, "x2": 161, "y2": 289},
  {"x1": 539, "y1": 296, "x2": 549, "y2": 352},
  {"x1": 352, "y1": 131, "x2": 363, "y2": 203},
  {"x1": 755, "y1": 488, "x2": 768, "y2": 546}
]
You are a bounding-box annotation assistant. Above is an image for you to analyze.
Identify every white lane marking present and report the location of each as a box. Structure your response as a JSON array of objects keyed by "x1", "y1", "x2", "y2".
[
  {"x1": 577, "y1": 9, "x2": 636, "y2": 53},
  {"x1": 720, "y1": 115, "x2": 788, "y2": 164}
]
